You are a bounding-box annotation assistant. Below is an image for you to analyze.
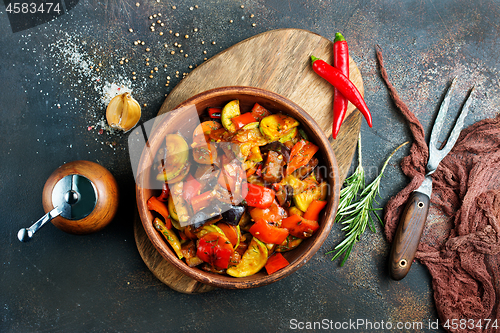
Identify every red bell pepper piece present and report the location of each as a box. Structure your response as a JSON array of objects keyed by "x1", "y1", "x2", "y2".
[
  {"x1": 311, "y1": 55, "x2": 372, "y2": 128},
  {"x1": 287, "y1": 139, "x2": 319, "y2": 175},
  {"x1": 231, "y1": 112, "x2": 257, "y2": 131},
  {"x1": 332, "y1": 32, "x2": 350, "y2": 139},
  {"x1": 281, "y1": 214, "x2": 319, "y2": 239},
  {"x1": 196, "y1": 232, "x2": 233, "y2": 269},
  {"x1": 147, "y1": 196, "x2": 172, "y2": 229},
  {"x1": 303, "y1": 200, "x2": 327, "y2": 221},
  {"x1": 251, "y1": 103, "x2": 272, "y2": 121},
  {"x1": 265, "y1": 252, "x2": 290, "y2": 274},
  {"x1": 249, "y1": 219, "x2": 289, "y2": 245},
  {"x1": 183, "y1": 174, "x2": 202, "y2": 202},
  {"x1": 207, "y1": 107, "x2": 222, "y2": 119},
  {"x1": 191, "y1": 190, "x2": 214, "y2": 213},
  {"x1": 245, "y1": 183, "x2": 275, "y2": 209}
]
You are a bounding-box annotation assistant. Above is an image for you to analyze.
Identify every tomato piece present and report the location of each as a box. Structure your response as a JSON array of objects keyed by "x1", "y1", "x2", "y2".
[
  {"x1": 287, "y1": 140, "x2": 319, "y2": 175},
  {"x1": 265, "y1": 252, "x2": 289, "y2": 274},
  {"x1": 182, "y1": 174, "x2": 202, "y2": 202},
  {"x1": 192, "y1": 141, "x2": 218, "y2": 165},
  {"x1": 196, "y1": 232, "x2": 234, "y2": 269},
  {"x1": 245, "y1": 183, "x2": 275, "y2": 209},
  {"x1": 217, "y1": 222, "x2": 240, "y2": 248},
  {"x1": 302, "y1": 200, "x2": 327, "y2": 221},
  {"x1": 281, "y1": 214, "x2": 319, "y2": 239},
  {"x1": 249, "y1": 219, "x2": 289, "y2": 244},
  {"x1": 209, "y1": 127, "x2": 234, "y2": 142},
  {"x1": 251, "y1": 103, "x2": 272, "y2": 121},
  {"x1": 147, "y1": 196, "x2": 172, "y2": 229},
  {"x1": 193, "y1": 121, "x2": 222, "y2": 143},
  {"x1": 249, "y1": 200, "x2": 286, "y2": 225}
]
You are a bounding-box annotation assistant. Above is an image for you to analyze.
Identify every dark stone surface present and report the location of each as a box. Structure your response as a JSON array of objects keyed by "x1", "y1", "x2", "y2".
[{"x1": 2, "y1": 0, "x2": 499, "y2": 332}]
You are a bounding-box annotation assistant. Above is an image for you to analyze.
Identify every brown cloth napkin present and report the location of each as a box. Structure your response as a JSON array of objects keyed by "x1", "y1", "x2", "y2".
[{"x1": 377, "y1": 47, "x2": 500, "y2": 333}]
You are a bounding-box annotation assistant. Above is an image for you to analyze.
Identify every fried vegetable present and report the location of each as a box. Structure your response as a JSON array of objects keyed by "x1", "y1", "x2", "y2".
[
  {"x1": 232, "y1": 127, "x2": 269, "y2": 159},
  {"x1": 157, "y1": 134, "x2": 190, "y2": 182},
  {"x1": 192, "y1": 121, "x2": 222, "y2": 143},
  {"x1": 264, "y1": 252, "x2": 290, "y2": 274},
  {"x1": 192, "y1": 142, "x2": 218, "y2": 165},
  {"x1": 281, "y1": 214, "x2": 319, "y2": 239},
  {"x1": 248, "y1": 146, "x2": 263, "y2": 163},
  {"x1": 217, "y1": 222, "x2": 241, "y2": 250},
  {"x1": 154, "y1": 218, "x2": 183, "y2": 259},
  {"x1": 221, "y1": 100, "x2": 241, "y2": 133},
  {"x1": 221, "y1": 205, "x2": 246, "y2": 226},
  {"x1": 278, "y1": 127, "x2": 298, "y2": 144},
  {"x1": 293, "y1": 183, "x2": 326, "y2": 212},
  {"x1": 259, "y1": 114, "x2": 299, "y2": 141},
  {"x1": 293, "y1": 157, "x2": 319, "y2": 180},
  {"x1": 242, "y1": 122, "x2": 260, "y2": 130},
  {"x1": 276, "y1": 235, "x2": 303, "y2": 252},
  {"x1": 188, "y1": 205, "x2": 223, "y2": 229},
  {"x1": 181, "y1": 241, "x2": 204, "y2": 267},
  {"x1": 288, "y1": 206, "x2": 304, "y2": 217},
  {"x1": 275, "y1": 184, "x2": 293, "y2": 208},
  {"x1": 195, "y1": 224, "x2": 225, "y2": 238},
  {"x1": 158, "y1": 162, "x2": 190, "y2": 183},
  {"x1": 197, "y1": 232, "x2": 233, "y2": 269},
  {"x1": 167, "y1": 194, "x2": 179, "y2": 222},
  {"x1": 226, "y1": 237, "x2": 268, "y2": 277},
  {"x1": 262, "y1": 150, "x2": 285, "y2": 184},
  {"x1": 260, "y1": 141, "x2": 291, "y2": 163},
  {"x1": 170, "y1": 182, "x2": 190, "y2": 225}
]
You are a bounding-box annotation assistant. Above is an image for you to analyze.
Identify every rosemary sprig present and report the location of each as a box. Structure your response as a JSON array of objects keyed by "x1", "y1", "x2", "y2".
[
  {"x1": 327, "y1": 139, "x2": 408, "y2": 266},
  {"x1": 335, "y1": 134, "x2": 365, "y2": 223}
]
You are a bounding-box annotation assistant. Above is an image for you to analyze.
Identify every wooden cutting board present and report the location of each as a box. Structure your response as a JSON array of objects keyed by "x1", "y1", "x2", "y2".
[{"x1": 134, "y1": 28, "x2": 363, "y2": 293}]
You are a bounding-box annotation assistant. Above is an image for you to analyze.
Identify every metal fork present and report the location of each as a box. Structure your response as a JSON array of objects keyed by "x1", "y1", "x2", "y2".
[{"x1": 389, "y1": 78, "x2": 475, "y2": 280}]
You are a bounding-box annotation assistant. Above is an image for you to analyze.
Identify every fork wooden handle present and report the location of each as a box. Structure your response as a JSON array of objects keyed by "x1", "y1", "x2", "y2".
[{"x1": 389, "y1": 191, "x2": 430, "y2": 280}]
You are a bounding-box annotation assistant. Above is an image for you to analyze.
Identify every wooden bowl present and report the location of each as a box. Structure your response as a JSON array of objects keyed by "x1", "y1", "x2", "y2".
[{"x1": 136, "y1": 86, "x2": 340, "y2": 289}]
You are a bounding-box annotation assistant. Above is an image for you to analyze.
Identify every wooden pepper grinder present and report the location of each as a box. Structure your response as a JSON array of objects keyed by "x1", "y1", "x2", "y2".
[{"x1": 18, "y1": 160, "x2": 119, "y2": 242}]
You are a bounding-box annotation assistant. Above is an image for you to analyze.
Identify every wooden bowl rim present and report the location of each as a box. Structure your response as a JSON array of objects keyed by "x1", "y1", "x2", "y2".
[{"x1": 136, "y1": 86, "x2": 340, "y2": 289}]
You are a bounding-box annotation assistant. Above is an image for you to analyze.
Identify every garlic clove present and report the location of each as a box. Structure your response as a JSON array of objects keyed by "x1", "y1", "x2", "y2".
[{"x1": 106, "y1": 92, "x2": 141, "y2": 132}]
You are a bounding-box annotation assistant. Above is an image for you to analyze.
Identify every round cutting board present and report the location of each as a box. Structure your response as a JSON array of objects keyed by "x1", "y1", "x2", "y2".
[{"x1": 134, "y1": 28, "x2": 363, "y2": 293}]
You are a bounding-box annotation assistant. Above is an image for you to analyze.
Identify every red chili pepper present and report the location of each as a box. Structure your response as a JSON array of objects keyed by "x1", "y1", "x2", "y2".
[
  {"x1": 245, "y1": 183, "x2": 275, "y2": 209},
  {"x1": 265, "y1": 252, "x2": 290, "y2": 274},
  {"x1": 231, "y1": 112, "x2": 257, "y2": 130},
  {"x1": 332, "y1": 32, "x2": 350, "y2": 139},
  {"x1": 207, "y1": 107, "x2": 222, "y2": 119},
  {"x1": 311, "y1": 55, "x2": 372, "y2": 128}
]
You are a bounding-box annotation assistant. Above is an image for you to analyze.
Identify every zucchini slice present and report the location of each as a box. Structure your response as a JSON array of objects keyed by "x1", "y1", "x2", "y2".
[
  {"x1": 259, "y1": 114, "x2": 299, "y2": 141},
  {"x1": 221, "y1": 100, "x2": 241, "y2": 133},
  {"x1": 226, "y1": 237, "x2": 268, "y2": 277}
]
